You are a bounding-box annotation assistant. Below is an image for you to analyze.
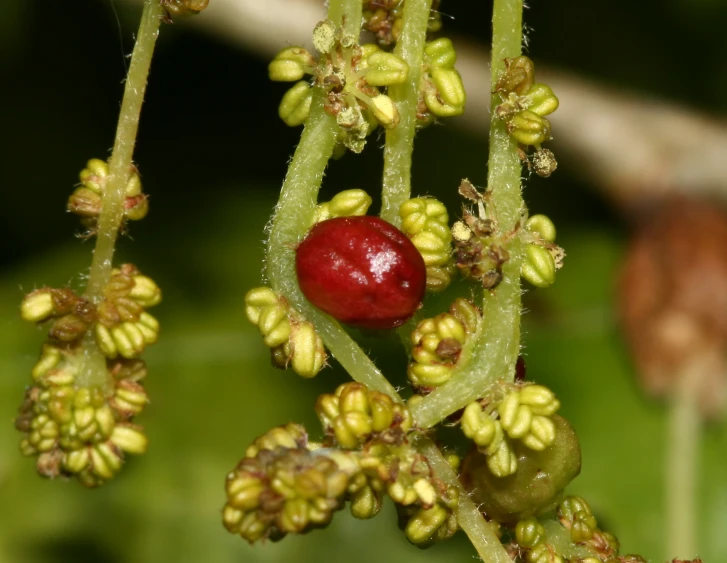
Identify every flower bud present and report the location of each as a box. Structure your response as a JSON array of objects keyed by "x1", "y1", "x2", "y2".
[
  {"x1": 328, "y1": 189, "x2": 372, "y2": 218},
  {"x1": 289, "y1": 321, "x2": 326, "y2": 378},
  {"x1": 526, "y1": 83, "x2": 559, "y2": 117},
  {"x1": 424, "y1": 37, "x2": 456, "y2": 69},
  {"x1": 515, "y1": 517, "x2": 545, "y2": 548},
  {"x1": 526, "y1": 214, "x2": 557, "y2": 243},
  {"x1": 521, "y1": 244, "x2": 556, "y2": 288},
  {"x1": 110, "y1": 424, "x2": 148, "y2": 454},
  {"x1": 21, "y1": 291, "x2": 55, "y2": 323},
  {"x1": 508, "y1": 110, "x2": 551, "y2": 146},
  {"x1": 365, "y1": 52, "x2": 409, "y2": 86},
  {"x1": 431, "y1": 68, "x2": 466, "y2": 109},
  {"x1": 279, "y1": 82, "x2": 313, "y2": 127},
  {"x1": 269, "y1": 47, "x2": 315, "y2": 82}
]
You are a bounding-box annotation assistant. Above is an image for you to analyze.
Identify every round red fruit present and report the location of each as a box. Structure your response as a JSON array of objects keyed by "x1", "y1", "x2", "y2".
[{"x1": 296, "y1": 216, "x2": 427, "y2": 329}]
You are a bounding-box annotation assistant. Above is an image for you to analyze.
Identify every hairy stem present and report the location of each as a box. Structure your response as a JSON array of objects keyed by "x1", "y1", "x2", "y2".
[
  {"x1": 266, "y1": 0, "x2": 398, "y2": 396},
  {"x1": 410, "y1": 0, "x2": 524, "y2": 429},
  {"x1": 416, "y1": 437, "x2": 514, "y2": 563},
  {"x1": 380, "y1": 0, "x2": 432, "y2": 226},
  {"x1": 77, "y1": 0, "x2": 163, "y2": 390},
  {"x1": 666, "y1": 363, "x2": 703, "y2": 559}
]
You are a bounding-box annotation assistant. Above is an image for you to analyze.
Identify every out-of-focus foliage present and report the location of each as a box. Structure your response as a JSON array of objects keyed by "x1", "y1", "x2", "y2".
[{"x1": 1, "y1": 1, "x2": 726, "y2": 562}]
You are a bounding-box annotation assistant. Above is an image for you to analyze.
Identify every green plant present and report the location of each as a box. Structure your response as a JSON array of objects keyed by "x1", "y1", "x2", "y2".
[{"x1": 7, "y1": 1, "x2": 715, "y2": 563}]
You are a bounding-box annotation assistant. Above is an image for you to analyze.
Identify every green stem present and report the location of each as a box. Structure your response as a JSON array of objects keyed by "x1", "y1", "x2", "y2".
[
  {"x1": 266, "y1": 0, "x2": 397, "y2": 397},
  {"x1": 380, "y1": 0, "x2": 432, "y2": 226},
  {"x1": 665, "y1": 364, "x2": 702, "y2": 559},
  {"x1": 416, "y1": 437, "x2": 514, "y2": 563},
  {"x1": 77, "y1": 0, "x2": 163, "y2": 390},
  {"x1": 410, "y1": 0, "x2": 524, "y2": 429}
]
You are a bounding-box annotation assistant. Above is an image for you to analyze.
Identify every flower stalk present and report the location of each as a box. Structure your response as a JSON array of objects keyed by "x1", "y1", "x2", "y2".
[
  {"x1": 409, "y1": 0, "x2": 524, "y2": 429},
  {"x1": 77, "y1": 0, "x2": 164, "y2": 390},
  {"x1": 380, "y1": 0, "x2": 433, "y2": 225}
]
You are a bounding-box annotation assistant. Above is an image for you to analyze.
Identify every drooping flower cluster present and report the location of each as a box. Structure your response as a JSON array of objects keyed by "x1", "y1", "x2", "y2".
[{"x1": 15, "y1": 158, "x2": 160, "y2": 487}]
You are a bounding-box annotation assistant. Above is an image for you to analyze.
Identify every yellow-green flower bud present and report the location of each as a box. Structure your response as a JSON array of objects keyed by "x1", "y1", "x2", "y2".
[
  {"x1": 258, "y1": 304, "x2": 291, "y2": 348},
  {"x1": 369, "y1": 94, "x2": 399, "y2": 128},
  {"x1": 521, "y1": 244, "x2": 556, "y2": 288},
  {"x1": 289, "y1": 321, "x2": 326, "y2": 378},
  {"x1": 525, "y1": 83, "x2": 559, "y2": 117},
  {"x1": 279, "y1": 81, "x2": 313, "y2": 127},
  {"x1": 358, "y1": 43, "x2": 380, "y2": 67},
  {"x1": 110, "y1": 424, "x2": 148, "y2": 454},
  {"x1": 63, "y1": 448, "x2": 90, "y2": 474},
  {"x1": 405, "y1": 504, "x2": 449, "y2": 545},
  {"x1": 424, "y1": 83, "x2": 465, "y2": 117},
  {"x1": 400, "y1": 197, "x2": 449, "y2": 236},
  {"x1": 424, "y1": 37, "x2": 456, "y2": 69},
  {"x1": 269, "y1": 47, "x2": 315, "y2": 82},
  {"x1": 365, "y1": 52, "x2": 409, "y2": 86},
  {"x1": 349, "y1": 483, "x2": 382, "y2": 519},
  {"x1": 528, "y1": 543, "x2": 564, "y2": 563},
  {"x1": 431, "y1": 68, "x2": 466, "y2": 109},
  {"x1": 410, "y1": 231, "x2": 450, "y2": 267},
  {"x1": 461, "y1": 402, "x2": 498, "y2": 447},
  {"x1": 570, "y1": 510, "x2": 598, "y2": 542},
  {"x1": 519, "y1": 384, "x2": 561, "y2": 416},
  {"x1": 446, "y1": 300, "x2": 478, "y2": 334},
  {"x1": 515, "y1": 517, "x2": 545, "y2": 548},
  {"x1": 128, "y1": 275, "x2": 162, "y2": 307},
  {"x1": 509, "y1": 110, "x2": 551, "y2": 146},
  {"x1": 226, "y1": 473, "x2": 265, "y2": 511},
  {"x1": 557, "y1": 495, "x2": 593, "y2": 522},
  {"x1": 522, "y1": 416, "x2": 556, "y2": 451},
  {"x1": 526, "y1": 214, "x2": 557, "y2": 243},
  {"x1": 79, "y1": 158, "x2": 108, "y2": 192},
  {"x1": 20, "y1": 291, "x2": 55, "y2": 323},
  {"x1": 245, "y1": 423, "x2": 307, "y2": 458},
  {"x1": 244, "y1": 287, "x2": 279, "y2": 325},
  {"x1": 486, "y1": 437, "x2": 518, "y2": 477},
  {"x1": 312, "y1": 20, "x2": 337, "y2": 54},
  {"x1": 328, "y1": 189, "x2": 372, "y2": 218}
]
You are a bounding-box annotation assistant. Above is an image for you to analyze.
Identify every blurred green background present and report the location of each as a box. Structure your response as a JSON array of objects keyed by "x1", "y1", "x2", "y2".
[{"x1": 1, "y1": 1, "x2": 726, "y2": 562}]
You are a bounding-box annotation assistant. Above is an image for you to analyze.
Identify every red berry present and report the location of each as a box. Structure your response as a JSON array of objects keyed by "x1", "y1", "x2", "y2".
[{"x1": 296, "y1": 216, "x2": 427, "y2": 329}]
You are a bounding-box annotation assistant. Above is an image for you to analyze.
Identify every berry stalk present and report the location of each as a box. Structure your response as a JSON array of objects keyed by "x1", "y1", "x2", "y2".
[
  {"x1": 265, "y1": 0, "x2": 399, "y2": 397},
  {"x1": 77, "y1": 0, "x2": 163, "y2": 390}
]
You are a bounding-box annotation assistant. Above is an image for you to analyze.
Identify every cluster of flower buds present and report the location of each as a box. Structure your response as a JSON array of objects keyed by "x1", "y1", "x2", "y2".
[
  {"x1": 399, "y1": 196, "x2": 455, "y2": 292},
  {"x1": 363, "y1": 0, "x2": 442, "y2": 48},
  {"x1": 407, "y1": 298, "x2": 481, "y2": 390},
  {"x1": 269, "y1": 20, "x2": 411, "y2": 152},
  {"x1": 418, "y1": 38, "x2": 466, "y2": 124},
  {"x1": 494, "y1": 56, "x2": 559, "y2": 177},
  {"x1": 461, "y1": 384, "x2": 560, "y2": 477},
  {"x1": 20, "y1": 264, "x2": 161, "y2": 357},
  {"x1": 224, "y1": 381, "x2": 460, "y2": 547},
  {"x1": 312, "y1": 189, "x2": 373, "y2": 223},
  {"x1": 15, "y1": 343, "x2": 149, "y2": 487},
  {"x1": 223, "y1": 428, "x2": 354, "y2": 543},
  {"x1": 511, "y1": 496, "x2": 645, "y2": 563},
  {"x1": 161, "y1": 0, "x2": 209, "y2": 18},
  {"x1": 244, "y1": 286, "x2": 327, "y2": 378},
  {"x1": 67, "y1": 159, "x2": 148, "y2": 231},
  {"x1": 315, "y1": 382, "x2": 413, "y2": 449},
  {"x1": 521, "y1": 214, "x2": 564, "y2": 288}
]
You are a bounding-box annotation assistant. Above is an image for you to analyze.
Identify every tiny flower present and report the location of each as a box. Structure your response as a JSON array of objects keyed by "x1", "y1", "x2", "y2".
[{"x1": 278, "y1": 82, "x2": 313, "y2": 127}]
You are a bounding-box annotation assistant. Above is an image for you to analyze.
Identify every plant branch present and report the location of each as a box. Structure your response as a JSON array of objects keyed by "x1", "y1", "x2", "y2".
[
  {"x1": 77, "y1": 0, "x2": 163, "y2": 390},
  {"x1": 410, "y1": 0, "x2": 523, "y2": 429},
  {"x1": 380, "y1": 0, "x2": 432, "y2": 226}
]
